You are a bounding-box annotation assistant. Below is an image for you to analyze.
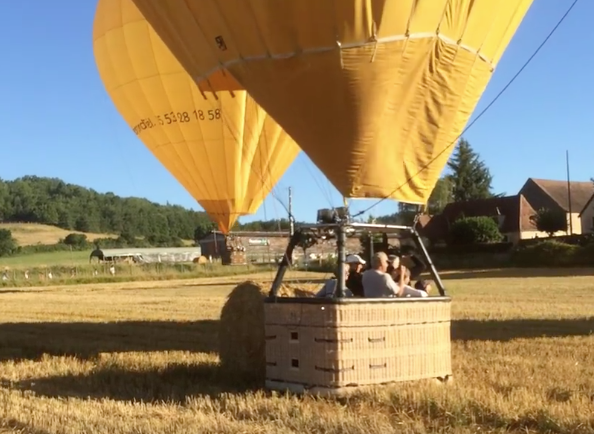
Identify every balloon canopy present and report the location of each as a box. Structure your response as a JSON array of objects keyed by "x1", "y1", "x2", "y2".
[
  {"x1": 130, "y1": 0, "x2": 533, "y2": 204},
  {"x1": 92, "y1": 0, "x2": 300, "y2": 233}
]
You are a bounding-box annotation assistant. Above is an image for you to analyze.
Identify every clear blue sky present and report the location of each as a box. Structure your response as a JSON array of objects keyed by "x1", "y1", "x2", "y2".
[{"x1": 0, "y1": 1, "x2": 592, "y2": 224}]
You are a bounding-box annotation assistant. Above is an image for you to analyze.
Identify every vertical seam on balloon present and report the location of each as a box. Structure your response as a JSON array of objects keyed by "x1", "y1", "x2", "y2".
[
  {"x1": 209, "y1": 0, "x2": 246, "y2": 63},
  {"x1": 435, "y1": 0, "x2": 451, "y2": 36},
  {"x1": 490, "y1": 1, "x2": 524, "y2": 68},
  {"x1": 244, "y1": 0, "x2": 272, "y2": 58},
  {"x1": 232, "y1": 92, "x2": 244, "y2": 219},
  {"x1": 183, "y1": 7, "x2": 259, "y2": 223},
  {"x1": 185, "y1": 0, "x2": 290, "y2": 221},
  {"x1": 247, "y1": 95, "x2": 263, "y2": 214},
  {"x1": 143, "y1": 21, "x2": 213, "y2": 215},
  {"x1": 370, "y1": 21, "x2": 379, "y2": 62},
  {"x1": 146, "y1": 22, "x2": 207, "y2": 205},
  {"x1": 178, "y1": 0, "x2": 227, "y2": 220},
  {"x1": 180, "y1": 0, "x2": 229, "y2": 97},
  {"x1": 115, "y1": 20, "x2": 196, "y2": 202},
  {"x1": 472, "y1": 0, "x2": 503, "y2": 71},
  {"x1": 331, "y1": 0, "x2": 344, "y2": 69},
  {"x1": 246, "y1": 97, "x2": 267, "y2": 215},
  {"x1": 181, "y1": 0, "x2": 277, "y2": 222},
  {"x1": 405, "y1": 0, "x2": 418, "y2": 36}
]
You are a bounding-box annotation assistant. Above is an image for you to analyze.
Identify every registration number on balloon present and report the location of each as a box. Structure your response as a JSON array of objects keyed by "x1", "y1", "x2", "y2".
[{"x1": 132, "y1": 109, "x2": 222, "y2": 135}]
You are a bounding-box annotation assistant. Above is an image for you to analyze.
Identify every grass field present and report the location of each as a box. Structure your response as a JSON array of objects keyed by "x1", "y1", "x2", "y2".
[
  {"x1": 0, "y1": 223, "x2": 117, "y2": 246},
  {"x1": 0, "y1": 249, "x2": 90, "y2": 267},
  {"x1": 0, "y1": 269, "x2": 593, "y2": 433}
]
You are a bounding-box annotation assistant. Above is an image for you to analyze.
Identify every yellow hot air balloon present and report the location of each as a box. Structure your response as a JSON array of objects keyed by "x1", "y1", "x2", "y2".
[
  {"x1": 130, "y1": 0, "x2": 533, "y2": 204},
  {"x1": 92, "y1": 0, "x2": 300, "y2": 233}
]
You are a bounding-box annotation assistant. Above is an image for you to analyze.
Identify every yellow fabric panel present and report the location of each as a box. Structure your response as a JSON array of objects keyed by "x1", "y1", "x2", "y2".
[
  {"x1": 92, "y1": 0, "x2": 300, "y2": 233},
  {"x1": 131, "y1": 0, "x2": 533, "y2": 203}
]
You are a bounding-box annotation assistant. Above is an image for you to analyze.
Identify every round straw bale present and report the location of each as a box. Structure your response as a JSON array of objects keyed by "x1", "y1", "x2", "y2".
[
  {"x1": 218, "y1": 280, "x2": 321, "y2": 383},
  {"x1": 219, "y1": 281, "x2": 267, "y2": 383}
]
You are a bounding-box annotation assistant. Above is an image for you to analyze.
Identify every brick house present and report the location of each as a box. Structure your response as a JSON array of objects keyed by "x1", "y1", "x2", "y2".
[
  {"x1": 421, "y1": 194, "x2": 538, "y2": 245},
  {"x1": 519, "y1": 178, "x2": 594, "y2": 235}
]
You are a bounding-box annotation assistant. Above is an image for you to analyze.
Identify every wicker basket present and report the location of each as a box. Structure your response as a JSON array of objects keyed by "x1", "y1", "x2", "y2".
[{"x1": 264, "y1": 297, "x2": 451, "y2": 395}]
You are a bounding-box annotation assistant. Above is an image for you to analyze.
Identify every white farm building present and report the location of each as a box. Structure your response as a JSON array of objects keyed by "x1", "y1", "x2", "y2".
[{"x1": 89, "y1": 247, "x2": 202, "y2": 264}]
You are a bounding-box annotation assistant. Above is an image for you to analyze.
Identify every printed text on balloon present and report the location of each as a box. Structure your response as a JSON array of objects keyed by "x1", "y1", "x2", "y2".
[{"x1": 132, "y1": 109, "x2": 222, "y2": 135}]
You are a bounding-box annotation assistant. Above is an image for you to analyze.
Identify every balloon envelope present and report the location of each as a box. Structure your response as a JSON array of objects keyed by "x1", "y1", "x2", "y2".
[
  {"x1": 93, "y1": 0, "x2": 300, "y2": 233},
  {"x1": 130, "y1": 0, "x2": 533, "y2": 203}
]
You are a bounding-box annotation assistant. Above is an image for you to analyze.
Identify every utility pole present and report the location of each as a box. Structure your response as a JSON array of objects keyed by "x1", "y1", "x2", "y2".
[
  {"x1": 566, "y1": 150, "x2": 573, "y2": 235},
  {"x1": 288, "y1": 187, "x2": 295, "y2": 236}
]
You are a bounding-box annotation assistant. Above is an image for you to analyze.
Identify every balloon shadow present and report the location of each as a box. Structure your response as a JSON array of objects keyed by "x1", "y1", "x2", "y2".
[
  {"x1": 439, "y1": 268, "x2": 594, "y2": 280},
  {"x1": 451, "y1": 317, "x2": 594, "y2": 342},
  {"x1": 0, "y1": 320, "x2": 219, "y2": 362},
  {"x1": 12, "y1": 361, "x2": 259, "y2": 402}
]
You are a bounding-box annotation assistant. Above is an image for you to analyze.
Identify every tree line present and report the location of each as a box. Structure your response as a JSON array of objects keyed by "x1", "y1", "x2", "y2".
[
  {"x1": 0, "y1": 176, "x2": 298, "y2": 242},
  {"x1": 0, "y1": 138, "x2": 500, "y2": 255}
]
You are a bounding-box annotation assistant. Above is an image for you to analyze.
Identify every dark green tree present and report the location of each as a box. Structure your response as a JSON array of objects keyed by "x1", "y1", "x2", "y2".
[
  {"x1": 447, "y1": 139, "x2": 495, "y2": 202},
  {"x1": 530, "y1": 208, "x2": 567, "y2": 237},
  {"x1": 427, "y1": 176, "x2": 454, "y2": 214},
  {"x1": 0, "y1": 229, "x2": 17, "y2": 256}
]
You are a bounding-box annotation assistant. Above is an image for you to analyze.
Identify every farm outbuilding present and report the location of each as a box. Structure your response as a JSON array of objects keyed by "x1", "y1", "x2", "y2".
[
  {"x1": 198, "y1": 230, "x2": 367, "y2": 265},
  {"x1": 89, "y1": 247, "x2": 202, "y2": 264}
]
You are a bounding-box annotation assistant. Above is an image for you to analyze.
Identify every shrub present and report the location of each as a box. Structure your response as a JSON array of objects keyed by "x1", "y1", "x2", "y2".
[
  {"x1": 448, "y1": 216, "x2": 503, "y2": 245},
  {"x1": 511, "y1": 240, "x2": 579, "y2": 267},
  {"x1": 63, "y1": 233, "x2": 89, "y2": 248}
]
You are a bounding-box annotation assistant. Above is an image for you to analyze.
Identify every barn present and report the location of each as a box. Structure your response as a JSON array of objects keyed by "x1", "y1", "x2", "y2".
[{"x1": 89, "y1": 247, "x2": 202, "y2": 264}]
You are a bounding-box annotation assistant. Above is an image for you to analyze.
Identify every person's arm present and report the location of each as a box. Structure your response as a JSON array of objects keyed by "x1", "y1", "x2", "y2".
[
  {"x1": 384, "y1": 272, "x2": 403, "y2": 297},
  {"x1": 408, "y1": 254, "x2": 426, "y2": 280}
]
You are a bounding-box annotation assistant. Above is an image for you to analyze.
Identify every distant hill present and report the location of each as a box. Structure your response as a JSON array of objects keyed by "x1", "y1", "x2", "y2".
[
  {"x1": 0, "y1": 176, "x2": 217, "y2": 241},
  {"x1": 0, "y1": 176, "x2": 298, "y2": 244}
]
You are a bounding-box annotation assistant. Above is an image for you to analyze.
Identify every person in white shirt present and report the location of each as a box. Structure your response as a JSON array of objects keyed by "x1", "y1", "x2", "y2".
[{"x1": 362, "y1": 252, "x2": 427, "y2": 298}]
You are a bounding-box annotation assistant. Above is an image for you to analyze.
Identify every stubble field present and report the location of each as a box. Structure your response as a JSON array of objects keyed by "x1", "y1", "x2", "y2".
[{"x1": 0, "y1": 268, "x2": 593, "y2": 433}]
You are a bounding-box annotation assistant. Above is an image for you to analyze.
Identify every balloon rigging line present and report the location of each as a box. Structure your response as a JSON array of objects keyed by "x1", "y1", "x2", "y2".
[{"x1": 351, "y1": 0, "x2": 581, "y2": 219}]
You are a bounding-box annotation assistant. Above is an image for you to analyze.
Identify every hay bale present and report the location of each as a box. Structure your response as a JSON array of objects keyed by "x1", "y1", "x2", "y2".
[
  {"x1": 218, "y1": 280, "x2": 320, "y2": 384},
  {"x1": 219, "y1": 281, "x2": 267, "y2": 383}
]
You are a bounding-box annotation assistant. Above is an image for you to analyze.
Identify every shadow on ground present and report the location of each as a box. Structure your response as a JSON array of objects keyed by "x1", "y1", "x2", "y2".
[
  {"x1": 439, "y1": 267, "x2": 594, "y2": 280},
  {"x1": 0, "y1": 320, "x2": 219, "y2": 362},
  {"x1": 13, "y1": 361, "x2": 259, "y2": 403},
  {"x1": 5, "y1": 317, "x2": 594, "y2": 403},
  {"x1": 452, "y1": 317, "x2": 594, "y2": 342}
]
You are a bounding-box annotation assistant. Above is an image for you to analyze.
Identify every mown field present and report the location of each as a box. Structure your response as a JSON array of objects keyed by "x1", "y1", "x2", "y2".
[
  {"x1": 0, "y1": 269, "x2": 593, "y2": 433},
  {"x1": 0, "y1": 223, "x2": 118, "y2": 246}
]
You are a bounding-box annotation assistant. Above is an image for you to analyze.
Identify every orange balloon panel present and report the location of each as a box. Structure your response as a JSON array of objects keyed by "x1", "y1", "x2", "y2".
[
  {"x1": 93, "y1": 0, "x2": 300, "y2": 233},
  {"x1": 131, "y1": 0, "x2": 533, "y2": 203}
]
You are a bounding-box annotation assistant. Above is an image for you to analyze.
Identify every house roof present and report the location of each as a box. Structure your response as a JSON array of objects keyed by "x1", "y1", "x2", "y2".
[
  {"x1": 421, "y1": 194, "x2": 537, "y2": 240},
  {"x1": 529, "y1": 178, "x2": 594, "y2": 214},
  {"x1": 580, "y1": 193, "x2": 594, "y2": 217}
]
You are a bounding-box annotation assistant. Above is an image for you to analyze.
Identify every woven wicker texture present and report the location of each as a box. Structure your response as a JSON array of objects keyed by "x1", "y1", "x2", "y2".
[{"x1": 265, "y1": 299, "x2": 451, "y2": 391}]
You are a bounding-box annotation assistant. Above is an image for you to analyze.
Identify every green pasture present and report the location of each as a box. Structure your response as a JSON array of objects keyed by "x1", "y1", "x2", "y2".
[{"x1": 0, "y1": 250, "x2": 91, "y2": 268}]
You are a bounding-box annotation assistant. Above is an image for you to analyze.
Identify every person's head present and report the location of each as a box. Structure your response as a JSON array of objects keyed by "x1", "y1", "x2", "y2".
[
  {"x1": 400, "y1": 245, "x2": 415, "y2": 257},
  {"x1": 387, "y1": 254, "x2": 400, "y2": 269},
  {"x1": 333, "y1": 264, "x2": 350, "y2": 279},
  {"x1": 345, "y1": 254, "x2": 366, "y2": 273},
  {"x1": 370, "y1": 252, "x2": 389, "y2": 272}
]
